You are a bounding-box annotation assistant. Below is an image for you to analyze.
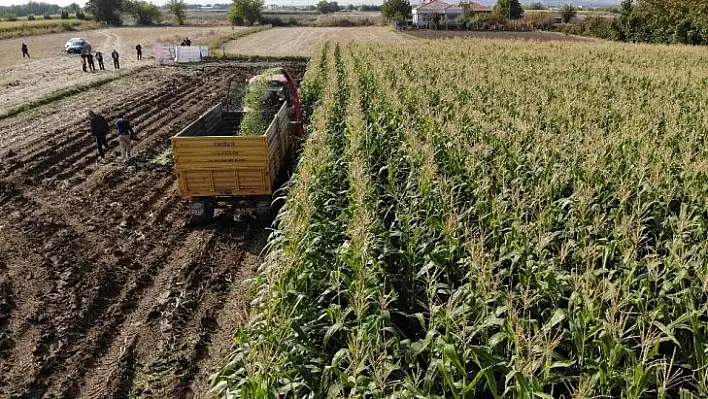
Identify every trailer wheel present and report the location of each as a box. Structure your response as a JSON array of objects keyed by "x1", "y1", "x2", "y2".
[
  {"x1": 189, "y1": 200, "x2": 214, "y2": 225},
  {"x1": 256, "y1": 201, "x2": 272, "y2": 225}
]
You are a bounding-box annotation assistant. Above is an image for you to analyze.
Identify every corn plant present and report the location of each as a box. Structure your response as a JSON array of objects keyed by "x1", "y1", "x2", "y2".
[{"x1": 215, "y1": 38, "x2": 708, "y2": 398}]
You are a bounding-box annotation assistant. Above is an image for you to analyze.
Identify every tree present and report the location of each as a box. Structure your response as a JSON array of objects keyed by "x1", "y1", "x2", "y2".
[
  {"x1": 560, "y1": 4, "x2": 576, "y2": 22},
  {"x1": 85, "y1": 0, "x2": 124, "y2": 24},
  {"x1": 381, "y1": 0, "x2": 411, "y2": 22},
  {"x1": 127, "y1": 1, "x2": 163, "y2": 25},
  {"x1": 456, "y1": 3, "x2": 475, "y2": 28},
  {"x1": 168, "y1": 0, "x2": 186, "y2": 24},
  {"x1": 493, "y1": 0, "x2": 522, "y2": 19},
  {"x1": 316, "y1": 1, "x2": 339, "y2": 14},
  {"x1": 527, "y1": 2, "x2": 545, "y2": 10},
  {"x1": 228, "y1": 0, "x2": 262, "y2": 25},
  {"x1": 346, "y1": 4, "x2": 355, "y2": 11},
  {"x1": 67, "y1": 2, "x2": 81, "y2": 13}
]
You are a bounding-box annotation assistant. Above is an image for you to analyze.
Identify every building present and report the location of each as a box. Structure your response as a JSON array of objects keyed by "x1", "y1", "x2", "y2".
[{"x1": 412, "y1": 0, "x2": 492, "y2": 28}]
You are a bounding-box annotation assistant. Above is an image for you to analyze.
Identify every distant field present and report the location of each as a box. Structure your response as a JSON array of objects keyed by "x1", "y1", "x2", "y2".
[
  {"x1": 0, "y1": 25, "x2": 242, "y2": 111},
  {"x1": 223, "y1": 26, "x2": 406, "y2": 57},
  {"x1": 0, "y1": 18, "x2": 79, "y2": 28},
  {"x1": 406, "y1": 29, "x2": 594, "y2": 42},
  {"x1": 184, "y1": 10, "x2": 229, "y2": 25},
  {"x1": 525, "y1": 9, "x2": 617, "y2": 19},
  {"x1": 184, "y1": 10, "x2": 382, "y2": 26},
  {"x1": 0, "y1": 18, "x2": 98, "y2": 39}
]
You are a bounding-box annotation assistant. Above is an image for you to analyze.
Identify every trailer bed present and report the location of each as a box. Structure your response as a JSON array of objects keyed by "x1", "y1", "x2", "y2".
[{"x1": 171, "y1": 101, "x2": 290, "y2": 198}]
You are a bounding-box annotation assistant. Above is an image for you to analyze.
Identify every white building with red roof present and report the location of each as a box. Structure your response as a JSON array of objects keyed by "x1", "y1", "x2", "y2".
[{"x1": 412, "y1": 0, "x2": 492, "y2": 27}]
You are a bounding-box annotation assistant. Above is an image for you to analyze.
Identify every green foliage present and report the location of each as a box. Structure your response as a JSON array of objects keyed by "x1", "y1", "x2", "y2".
[
  {"x1": 562, "y1": 15, "x2": 622, "y2": 40},
  {"x1": 127, "y1": 1, "x2": 163, "y2": 25},
  {"x1": 167, "y1": 0, "x2": 186, "y2": 24},
  {"x1": 560, "y1": 4, "x2": 576, "y2": 22},
  {"x1": 228, "y1": 0, "x2": 262, "y2": 25},
  {"x1": 43, "y1": 13, "x2": 52, "y2": 19},
  {"x1": 60, "y1": 10, "x2": 69, "y2": 18},
  {"x1": 85, "y1": 0, "x2": 124, "y2": 25},
  {"x1": 5, "y1": 14, "x2": 18, "y2": 21},
  {"x1": 469, "y1": 12, "x2": 507, "y2": 29},
  {"x1": 316, "y1": 0, "x2": 339, "y2": 14},
  {"x1": 26, "y1": 13, "x2": 36, "y2": 20},
  {"x1": 238, "y1": 68, "x2": 282, "y2": 136},
  {"x1": 527, "y1": 2, "x2": 545, "y2": 10},
  {"x1": 75, "y1": 10, "x2": 86, "y2": 19},
  {"x1": 381, "y1": 0, "x2": 411, "y2": 22},
  {"x1": 563, "y1": 0, "x2": 708, "y2": 44},
  {"x1": 493, "y1": 0, "x2": 523, "y2": 19},
  {"x1": 214, "y1": 38, "x2": 708, "y2": 399},
  {"x1": 456, "y1": 3, "x2": 475, "y2": 28},
  {"x1": 0, "y1": 2, "x2": 61, "y2": 17}
]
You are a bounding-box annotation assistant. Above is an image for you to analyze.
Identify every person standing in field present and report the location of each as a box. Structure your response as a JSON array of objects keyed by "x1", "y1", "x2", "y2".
[
  {"x1": 185, "y1": 38, "x2": 191, "y2": 46},
  {"x1": 88, "y1": 110, "x2": 110, "y2": 161},
  {"x1": 112, "y1": 50, "x2": 120, "y2": 69},
  {"x1": 95, "y1": 51, "x2": 105, "y2": 70},
  {"x1": 81, "y1": 53, "x2": 88, "y2": 72},
  {"x1": 21, "y1": 43, "x2": 30, "y2": 58},
  {"x1": 115, "y1": 114, "x2": 136, "y2": 161},
  {"x1": 135, "y1": 44, "x2": 142, "y2": 60},
  {"x1": 87, "y1": 52, "x2": 96, "y2": 72}
]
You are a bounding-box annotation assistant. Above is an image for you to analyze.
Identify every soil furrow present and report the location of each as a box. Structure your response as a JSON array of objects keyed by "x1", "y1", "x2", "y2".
[{"x1": 0, "y1": 61, "x2": 307, "y2": 399}]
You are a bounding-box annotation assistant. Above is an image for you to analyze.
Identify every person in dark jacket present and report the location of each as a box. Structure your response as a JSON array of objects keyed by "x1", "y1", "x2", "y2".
[
  {"x1": 21, "y1": 43, "x2": 30, "y2": 58},
  {"x1": 81, "y1": 53, "x2": 87, "y2": 72},
  {"x1": 115, "y1": 114, "x2": 136, "y2": 161},
  {"x1": 135, "y1": 44, "x2": 142, "y2": 60},
  {"x1": 111, "y1": 50, "x2": 120, "y2": 69},
  {"x1": 89, "y1": 110, "x2": 110, "y2": 159},
  {"x1": 87, "y1": 52, "x2": 96, "y2": 72},
  {"x1": 96, "y1": 51, "x2": 105, "y2": 70}
]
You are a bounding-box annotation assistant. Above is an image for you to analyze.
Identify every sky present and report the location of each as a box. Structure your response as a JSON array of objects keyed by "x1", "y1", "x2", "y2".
[
  {"x1": 0, "y1": 0, "x2": 621, "y2": 8},
  {"x1": 0, "y1": 0, "x2": 378, "y2": 6}
]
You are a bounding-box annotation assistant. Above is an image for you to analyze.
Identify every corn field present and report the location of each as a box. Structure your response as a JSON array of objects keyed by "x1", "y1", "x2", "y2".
[{"x1": 213, "y1": 39, "x2": 708, "y2": 398}]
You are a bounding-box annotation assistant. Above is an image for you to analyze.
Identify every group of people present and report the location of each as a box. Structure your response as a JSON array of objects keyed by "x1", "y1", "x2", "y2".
[
  {"x1": 180, "y1": 37, "x2": 192, "y2": 46},
  {"x1": 88, "y1": 111, "x2": 137, "y2": 162},
  {"x1": 82, "y1": 49, "x2": 121, "y2": 72}
]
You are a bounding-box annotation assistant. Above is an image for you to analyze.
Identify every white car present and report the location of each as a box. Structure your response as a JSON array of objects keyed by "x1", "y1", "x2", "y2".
[{"x1": 65, "y1": 38, "x2": 91, "y2": 54}]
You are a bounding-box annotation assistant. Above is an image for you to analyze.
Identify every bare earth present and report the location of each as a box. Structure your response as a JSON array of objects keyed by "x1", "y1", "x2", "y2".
[
  {"x1": 0, "y1": 61, "x2": 306, "y2": 398},
  {"x1": 223, "y1": 26, "x2": 408, "y2": 57},
  {"x1": 0, "y1": 26, "x2": 243, "y2": 112}
]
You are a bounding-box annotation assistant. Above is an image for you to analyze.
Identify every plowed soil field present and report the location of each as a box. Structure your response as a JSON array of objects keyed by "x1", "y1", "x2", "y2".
[
  {"x1": 0, "y1": 61, "x2": 305, "y2": 399},
  {"x1": 0, "y1": 26, "x2": 242, "y2": 112}
]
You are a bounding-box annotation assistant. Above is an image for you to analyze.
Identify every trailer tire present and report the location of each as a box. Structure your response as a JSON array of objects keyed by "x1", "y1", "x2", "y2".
[
  {"x1": 189, "y1": 200, "x2": 214, "y2": 225},
  {"x1": 256, "y1": 201, "x2": 272, "y2": 225}
]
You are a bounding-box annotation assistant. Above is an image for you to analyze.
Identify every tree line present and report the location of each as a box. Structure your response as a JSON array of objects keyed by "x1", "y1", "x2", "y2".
[
  {"x1": 558, "y1": 0, "x2": 707, "y2": 45},
  {"x1": 0, "y1": 2, "x2": 62, "y2": 17},
  {"x1": 82, "y1": 0, "x2": 186, "y2": 25},
  {"x1": 379, "y1": 0, "x2": 707, "y2": 45}
]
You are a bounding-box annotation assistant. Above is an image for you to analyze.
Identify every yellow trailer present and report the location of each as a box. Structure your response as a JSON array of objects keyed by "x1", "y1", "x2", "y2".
[{"x1": 171, "y1": 69, "x2": 303, "y2": 223}]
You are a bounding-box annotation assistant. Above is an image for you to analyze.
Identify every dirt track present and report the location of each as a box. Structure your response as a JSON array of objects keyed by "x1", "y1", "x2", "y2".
[
  {"x1": 0, "y1": 61, "x2": 305, "y2": 399},
  {"x1": 0, "y1": 26, "x2": 241, "y2": 112}
]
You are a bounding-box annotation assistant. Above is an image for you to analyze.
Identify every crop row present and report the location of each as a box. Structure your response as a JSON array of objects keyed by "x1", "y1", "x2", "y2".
[{"x1": 214, "y1": 39, "x2": 708, "y2": 398}]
